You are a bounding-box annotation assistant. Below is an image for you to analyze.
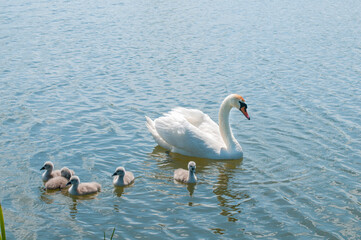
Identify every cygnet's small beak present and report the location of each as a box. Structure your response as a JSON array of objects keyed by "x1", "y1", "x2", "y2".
[
  {"x1": 40, "y1": 166, "x2": 45, "y2": 170},
  {"x1": 240, "y1": 107, "x2": 250, "y2": 120},
  {"x1": 112, "y1": 172, "x2": 117, "y2": 177},
  {"x1": 66, "y1": 181, "x2": 71, "y2": 186}
]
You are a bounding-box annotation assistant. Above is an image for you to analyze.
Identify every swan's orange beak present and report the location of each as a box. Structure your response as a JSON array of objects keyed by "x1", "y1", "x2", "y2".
[{"x1": 241, "y1": 107, "x2": 250, "y2": 120}]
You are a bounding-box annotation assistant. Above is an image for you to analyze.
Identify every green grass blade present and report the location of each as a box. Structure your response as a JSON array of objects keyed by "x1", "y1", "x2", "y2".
[
  {"x1": 0, "y1": 203, "x2": 6, "y2": 240},
  {"x1": 110, "y1": 228, "x2": 115, "y2": 240}
]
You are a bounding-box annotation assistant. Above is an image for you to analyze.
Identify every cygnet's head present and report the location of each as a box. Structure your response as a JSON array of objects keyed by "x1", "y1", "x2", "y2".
[
  {"x1": 40, "y1": 161, "x2": 54, "y2": 171},
  {"x1": 66, "y1": 176, "x2": 80, "y2": 187},
  {"x1": 112, "y1": 167, "x2": 126, "y2": 177},
  {"x1": 188, "y1": 161, "x2": 196, "y2": 172},
  {"x1": 61, "y1": 167, "x2": 72, "y2": 180}
]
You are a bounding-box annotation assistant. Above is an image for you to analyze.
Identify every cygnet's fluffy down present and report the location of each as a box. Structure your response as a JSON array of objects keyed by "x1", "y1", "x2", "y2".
[
  {"x1": 40, "y1": 161, "x2": 61, "y2": 182},
  {"x1": 45, "y1": 167, "x2": 73, "y2": 190},
  {"x1": 66, "y1": 176, "x2": 101, "y2": 196},
  {"x1": 174, "y1": 161, "x2": 197, "y2": 183},
  {"x1": 112, "y1": 167, "x2": 135, "y2": 187}
]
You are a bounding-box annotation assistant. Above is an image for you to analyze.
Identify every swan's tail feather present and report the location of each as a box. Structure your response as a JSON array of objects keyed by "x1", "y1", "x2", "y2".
[{"x1": 145, "y1": 116, "x2": 172, "y2": 150}]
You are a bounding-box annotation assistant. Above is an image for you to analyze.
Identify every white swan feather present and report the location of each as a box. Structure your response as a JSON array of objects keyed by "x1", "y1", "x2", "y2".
[{"x1": 146, "y1": 94, "x2": 250, "y2": 159}]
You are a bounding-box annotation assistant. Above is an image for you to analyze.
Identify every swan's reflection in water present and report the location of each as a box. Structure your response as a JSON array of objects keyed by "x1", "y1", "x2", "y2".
[
  {"x1": 39, "y1": 187, "x2": 70, "y2": 204},
  {"x1": 39, "y1": 187, "x2": 80, "y2": 219},
  {"x1": 39, "y1": 187, "x2": 78, "y2": 220},
  {"x1": 39, "y1": 187, "x2": 56, "y2": 204},
  {"x1": 213, "y1": 163, "x2": 250, "y2": 222},
  {"x1": 173, "y1": 180, "x2": 197, "y2": 196},
  {"x1": 113, "y1": 186, "x2": 125, "y2": 197},
  {"x1": 113, "y1": 184, "x2": 135, "y2": 212},
  {"x1": 113, "y1": 181, "x2": 135, "y2": 197},
  {"x1": 69, "y1": 198, "x2": 78, "y2": 219},
  {"x1": 150, "y1": 146, "x2": 247, "y2": 221},
  {"x1": 186, "y1": 183, "x2": 196, "y2": 196},
  {"x1": 66, "y1": 192, "x2": 99, "y2": 219},
  {"x1": 150, "y1": 146, "x2": 226, "y2": 172}
]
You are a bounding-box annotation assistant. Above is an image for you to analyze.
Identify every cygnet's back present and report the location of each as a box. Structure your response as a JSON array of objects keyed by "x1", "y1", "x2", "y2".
[
  {"x1": 40, "y1": 161, "x2": 61, "y2": 182},
  {"x1": 67, "y1": 176, "x2": 101, "y2": 196},
  {"x1": 45, "y1": 167, "x2": 73, "y2": 190},
  {"x1": 174, "y1": 161, "x2": 197, "y2": 183},
  {"x1": 112, "y1": 167, "x2": 135, "y2": 186}
]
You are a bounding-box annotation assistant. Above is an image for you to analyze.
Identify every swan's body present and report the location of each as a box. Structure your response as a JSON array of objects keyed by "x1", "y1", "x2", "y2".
[
  {"x1": 40, "y1": 161, "x2": 61, "y2": 182},
  {"x1": 112, "y1": 167, "x2": 135, "y2": 187},
  {"x1": 174, "y1": 161, "x2": 197, "y2": 183},
  {"x1": 45, "y1": 167, "x2": 73, "y2": 190},
  {"x1": 66, "y1": 176, "x2": 101, "y2": 196},
  {"x1": 146, "y1": 94, "x2": 250, "y2": 159}
]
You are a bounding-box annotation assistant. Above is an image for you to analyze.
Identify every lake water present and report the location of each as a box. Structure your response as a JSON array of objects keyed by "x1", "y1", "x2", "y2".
[{"x1": 1, "y1": 0, "x2": 360, "y2": 239}]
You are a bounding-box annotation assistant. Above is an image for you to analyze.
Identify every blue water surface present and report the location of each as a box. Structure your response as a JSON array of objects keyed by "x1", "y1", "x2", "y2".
[{"x1": 0, "y1": 0, "x2": 360, "y2": 239}]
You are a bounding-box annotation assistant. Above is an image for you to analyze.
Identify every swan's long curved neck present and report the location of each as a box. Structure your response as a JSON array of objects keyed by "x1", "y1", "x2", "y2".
[{"x1": 219, "y1": 97, "x2": 238, "y2": 152}]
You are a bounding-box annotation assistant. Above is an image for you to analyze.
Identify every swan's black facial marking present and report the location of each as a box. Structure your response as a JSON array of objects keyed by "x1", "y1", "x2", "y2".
[{"x1": 239, "y1": 101, "x2": 247, "y2": 110}]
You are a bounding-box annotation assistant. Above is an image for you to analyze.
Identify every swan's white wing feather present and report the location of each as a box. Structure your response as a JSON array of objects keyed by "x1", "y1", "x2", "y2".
[
  {"x1": 171, "y1": 108, "x2": 222, "y2": 142},
  {"x1": 154, "y1": 108, "x2": 225, "y2": 158},
  {"x1": 146, "y1": 116, "x2": 173, "y2": 150}
]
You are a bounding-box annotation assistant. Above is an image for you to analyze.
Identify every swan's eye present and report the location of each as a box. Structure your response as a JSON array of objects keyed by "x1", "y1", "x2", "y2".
[{"x1": 239, "y1": 101, "x2": 247, "y2": 110}]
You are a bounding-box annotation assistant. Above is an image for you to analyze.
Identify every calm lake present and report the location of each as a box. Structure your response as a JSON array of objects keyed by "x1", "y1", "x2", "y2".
[{"x1": 1, "y1": 0, "x2": 360, "y2": 239}]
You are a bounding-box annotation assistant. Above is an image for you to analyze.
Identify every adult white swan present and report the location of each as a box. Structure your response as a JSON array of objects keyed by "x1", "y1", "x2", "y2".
[{"x1": 145, "y1": 94, "x2": 250, "y2": 159}]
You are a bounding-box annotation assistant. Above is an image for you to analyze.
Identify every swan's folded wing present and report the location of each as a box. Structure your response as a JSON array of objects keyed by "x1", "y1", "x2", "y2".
[
  {"x1": 154, "y1": 110, "x2": 224, "y2": 157},
  {"x1": 146, "y1": 116, "x2": 173, "y2": 150},
  {"x1": 172, "y1": 107, "x2": 223, "y2": 142}
]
